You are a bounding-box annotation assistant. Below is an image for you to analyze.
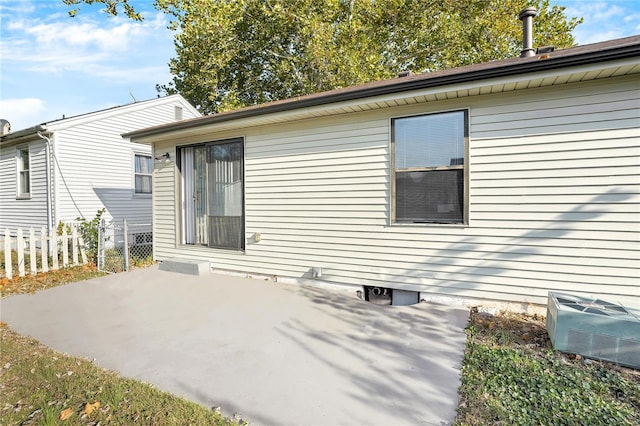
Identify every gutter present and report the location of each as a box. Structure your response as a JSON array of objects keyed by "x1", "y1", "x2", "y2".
[
  {"x1": 36, "y1": 129, "x2": 54, "y2": 241},
  {"x1": 0, "y1": 124, "x2": 55, "y2": 240},
  {"x1": 124, "y1": 39, "x2": 640, "y2": 140},
  {"x1": 0, "y1": 125, "x2": 46, "y2": 146}
]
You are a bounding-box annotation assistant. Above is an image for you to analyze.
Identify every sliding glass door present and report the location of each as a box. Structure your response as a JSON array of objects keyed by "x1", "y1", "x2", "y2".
[
  {"x1": 180, "y1": 138, "x2": 244, "y2": 250},
  {"x1": 207, "y1": 141, "x2": 244, "y2": 249}
]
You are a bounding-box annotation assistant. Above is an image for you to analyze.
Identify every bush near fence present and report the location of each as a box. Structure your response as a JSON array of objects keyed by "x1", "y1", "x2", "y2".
[{"x1": 1, "y1": 227, "x2": 87, "y2": 280}]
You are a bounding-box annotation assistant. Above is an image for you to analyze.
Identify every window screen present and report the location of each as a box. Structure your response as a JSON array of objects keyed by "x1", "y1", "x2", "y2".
[
  {"x1": 393, "y1": 110, "x2": 467, "y2": 223},
  {"x1": 17, "y1": 147, "x2": 30, "y2": 197},
  {"x1": 134, "y1": 154, "x2": 152, "y2": 194}
]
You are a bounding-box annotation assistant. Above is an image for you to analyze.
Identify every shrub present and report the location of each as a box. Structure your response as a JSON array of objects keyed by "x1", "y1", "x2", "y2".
[{"x1": 76, "y1": 209, "x2": 106, "y2": 264}]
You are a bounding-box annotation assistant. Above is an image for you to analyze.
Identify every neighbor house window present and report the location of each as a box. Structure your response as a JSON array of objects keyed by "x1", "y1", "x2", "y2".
[
  {"x1": 179, "y1": 138, "x2": 244, "y2": 250},
  {"x1": 134, "y1": 154, "x2": 152, "y2": 194},
  {"x1": 392, "y1": 110, "x2": 468, "y2": 224},
  {"x1": 16, "y1": 146, "x2": 30, "y2": 198}
]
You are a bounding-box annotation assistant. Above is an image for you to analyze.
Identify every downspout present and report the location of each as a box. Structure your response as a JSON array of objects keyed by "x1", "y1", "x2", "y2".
[{"x1": 36, "y1": 130, "x2": 54, "y2": 240}]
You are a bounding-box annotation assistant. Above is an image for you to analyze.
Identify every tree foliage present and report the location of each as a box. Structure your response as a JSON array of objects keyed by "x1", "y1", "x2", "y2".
[
  {"x1": 63, "y1": 0, "x2": 143, "y2": 20},
  {"x1": 65, "y1": 0, "x2": 582, "y2": 115},
  {"x1": 155, "y1": 0, "x2": 581, "y2": 114}
]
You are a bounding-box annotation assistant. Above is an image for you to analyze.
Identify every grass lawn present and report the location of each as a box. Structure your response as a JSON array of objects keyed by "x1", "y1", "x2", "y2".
[
  {"x1": 1, "y1": 266, "x2": 638, "y2": 425},
  {"x1": 0, "y1": 265, "x2": 105, "y2": 298},
  {"x1": 0, "y1": 327, "x2": 234, "y2": 425},
  {"x1": 455, "y1": 310, "x2": 640, "y2": 425}
]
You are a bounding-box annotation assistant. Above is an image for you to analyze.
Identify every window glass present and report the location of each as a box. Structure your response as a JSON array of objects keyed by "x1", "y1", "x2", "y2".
[
  {"x1": 134, "y1": 154, "x2": 152, "y2": 194},
  {"x1": 17, "y1": 147, "x2": 30, "y2": 197},
  {"x1": 179, "y1": 138, "x2": 245, "y2": 250},
  {"x1": 207, "y1": 141, "x2": 244, "y2": 249},
  {"x1": 396, "y1": 170, "x2": 464, "y2": 222},
  {"x1": 393, "y1": 110, "x2": 467, "y2": 223},
  {"x1": 395, "y1": 111, "x2": 465, "y2": 169}
]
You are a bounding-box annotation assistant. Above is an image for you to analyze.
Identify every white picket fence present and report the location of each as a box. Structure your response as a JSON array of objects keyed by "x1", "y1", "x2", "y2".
[{"x1": 1, "y1": 227, "x2": 88, "y2": 280}]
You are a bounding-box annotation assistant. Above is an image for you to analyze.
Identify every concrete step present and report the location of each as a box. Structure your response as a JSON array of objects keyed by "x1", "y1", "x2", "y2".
[{"x1": 159, "y1": 258, "x2": 210, "y2": 276}]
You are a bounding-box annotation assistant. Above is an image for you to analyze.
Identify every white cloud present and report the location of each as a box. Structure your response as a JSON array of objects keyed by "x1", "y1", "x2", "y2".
[
  {"x1": 556, "y1": 0, "x2": 639, "y2": 45},
  {"x1": 0, "y1": 2, "x2": 175, "y2": 128},
  {"x1": 0, "y1": 1, "x2": 35, "y2": 15},
  {"x1": 27, "y1": 21, "x2": 137, "y2": 51},
  {"x1": 577, "y1": 30, "x2": 627, "y2": 45},
  {"x1": 563, "y1": 2, "x2": 625, "y2": 21},
  {"x1": 1, "y1": 9, "x2": 173, "y2": 78},
  {"x1": 0, "y1": 98, "x2": 47, "y2": 131}
]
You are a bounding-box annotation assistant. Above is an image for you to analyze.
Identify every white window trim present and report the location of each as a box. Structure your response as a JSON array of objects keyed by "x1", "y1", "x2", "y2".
[
  {"x1": 133, "y1": 152, "x2": 153, "y2": 196},
  {"x1": 16, "y1": 144, "x2": 31, "y2": 199}
]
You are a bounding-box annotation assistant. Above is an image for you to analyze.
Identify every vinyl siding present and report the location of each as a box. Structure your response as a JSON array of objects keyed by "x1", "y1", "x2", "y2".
[
  {"x1": 52, "y1": 98, "x2": 199, "y2": 225},
  {"x1": 0, "y1": 139, "x2": 49, "y2": 233},
  {"x1": 153, "y1": 74, "x2": 640, "y2": 309}
]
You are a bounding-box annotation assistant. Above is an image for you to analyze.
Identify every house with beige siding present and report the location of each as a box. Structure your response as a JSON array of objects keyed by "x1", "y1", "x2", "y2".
[
  {"x1": 0, "y1": 95, "x2": 200, "y2": 238},
  {"x1": 126, "y1": 36, "x2": 640, "y2": 311}
]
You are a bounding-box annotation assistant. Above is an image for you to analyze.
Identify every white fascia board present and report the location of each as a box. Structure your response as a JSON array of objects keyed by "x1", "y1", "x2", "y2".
[{"x1": 130, "y1": 57, "x2": 640, "y2": 145}]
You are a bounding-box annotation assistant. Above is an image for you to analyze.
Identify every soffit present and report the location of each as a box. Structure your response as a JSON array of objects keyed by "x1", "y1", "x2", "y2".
[{"x1": 136, "y1": 58, "x2": 640, "y2": 144}]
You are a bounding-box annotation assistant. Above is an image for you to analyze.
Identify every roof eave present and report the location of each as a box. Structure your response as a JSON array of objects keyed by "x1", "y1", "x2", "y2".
[
  {"x1": 0, "y1": 125, "x2": 48, "y2": 146},
  {"x1": 124, "y1": 40, "x2": 640, "y2": 140}
]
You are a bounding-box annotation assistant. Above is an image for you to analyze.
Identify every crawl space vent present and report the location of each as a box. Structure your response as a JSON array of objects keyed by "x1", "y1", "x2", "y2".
[{"x1": 546, "y1": 292, "x2": 640, "y2": 368}]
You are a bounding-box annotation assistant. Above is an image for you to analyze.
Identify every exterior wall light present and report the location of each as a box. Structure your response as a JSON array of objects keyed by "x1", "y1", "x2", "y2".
[{"x1": 155, "y1": 152, "x2": 170, "y2": 162}]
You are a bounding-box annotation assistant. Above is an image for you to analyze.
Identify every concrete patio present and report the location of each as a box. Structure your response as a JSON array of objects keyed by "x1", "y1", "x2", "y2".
[{"x1": 1, "y1": 265, "x2": 469, "y2": 425}]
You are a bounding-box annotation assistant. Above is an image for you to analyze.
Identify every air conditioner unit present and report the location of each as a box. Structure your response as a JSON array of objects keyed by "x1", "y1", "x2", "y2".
[{"x1": 546, "y1": 292, "x2": 640, "y2": 369}]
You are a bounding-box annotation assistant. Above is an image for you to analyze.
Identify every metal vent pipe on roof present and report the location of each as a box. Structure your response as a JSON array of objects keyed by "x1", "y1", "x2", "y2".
[{"x1": 518, "y1": 7, "x2": 537, "y2": 57}]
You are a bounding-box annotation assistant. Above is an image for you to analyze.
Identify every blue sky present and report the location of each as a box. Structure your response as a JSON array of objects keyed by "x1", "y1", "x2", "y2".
[{"x1": 1, "y1": 0, "x2": 639, "y2": 131}]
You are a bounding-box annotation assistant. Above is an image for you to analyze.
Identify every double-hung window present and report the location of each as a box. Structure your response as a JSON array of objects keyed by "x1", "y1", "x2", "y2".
[
  {"x1": 392, "y1": 110, "x2": 468, "y2": 224},
  {"x1": 178, "y1": 138, "x2": 245, "y2": 250},
  {"x1": 17, "y1": 146, "x2": 30, "y2": 198},
  {"x1": 134, "y1": 154, "x2": 152, "y2": 194}
]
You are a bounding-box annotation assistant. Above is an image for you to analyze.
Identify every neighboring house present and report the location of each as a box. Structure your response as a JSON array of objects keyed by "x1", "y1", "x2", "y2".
[
  {"x1": 0, "y1": 95, "x2": 200, "y2": 238},
  {"x1": 126, "y1": 36, "x2": 640, "y2": 310}
]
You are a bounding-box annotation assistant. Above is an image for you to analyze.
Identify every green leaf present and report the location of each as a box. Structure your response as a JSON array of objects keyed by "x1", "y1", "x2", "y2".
[
  {"x1": 151, "y1": 0, "x2": 581, "y2": 114},
  {"x1": 63, "y1": 0, "x2": 582, "y2": 117}
]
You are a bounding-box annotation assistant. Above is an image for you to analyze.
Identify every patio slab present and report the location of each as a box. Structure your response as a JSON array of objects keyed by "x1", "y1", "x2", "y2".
[{"x1": 1, "y1": 266, "x2": 469, "y2": 425}]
